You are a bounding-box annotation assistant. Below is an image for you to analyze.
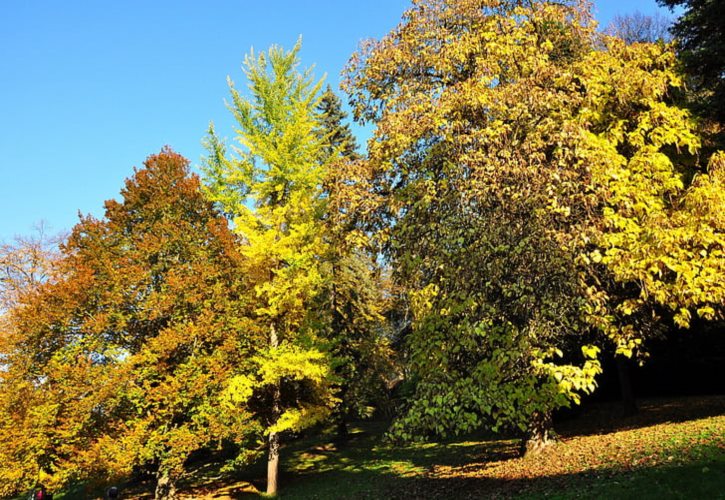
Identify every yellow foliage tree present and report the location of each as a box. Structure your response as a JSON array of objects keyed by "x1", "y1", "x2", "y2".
[
  {"x1": 343, "y1": 0, "x2": 723, "y2": 446},
  {"x1": 203, "y1": 40, "x2": 338, "y2": 495}
]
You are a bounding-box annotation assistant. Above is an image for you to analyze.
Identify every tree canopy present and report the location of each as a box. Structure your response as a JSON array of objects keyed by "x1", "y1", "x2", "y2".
[
  {"x1": 0, "y1": 149, "x2": 258, "y2": 498},
  {"x1": 0, "y1": 2, "x2": 723, "y2": 497},
  {"x1": 343, "y1": 0, "x2": 723, "y2": 444}
]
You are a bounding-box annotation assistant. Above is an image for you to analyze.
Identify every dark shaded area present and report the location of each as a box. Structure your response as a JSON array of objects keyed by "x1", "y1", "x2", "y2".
[
  {"x1": 659, "y1": 0, "x2": 725, "y2": 129},
  {"x1": 635, "y1": 321, "x2": 725, "y2": 397},
  {"x1": 589, "y1": 321, "x2": 725, "y2": 403}
]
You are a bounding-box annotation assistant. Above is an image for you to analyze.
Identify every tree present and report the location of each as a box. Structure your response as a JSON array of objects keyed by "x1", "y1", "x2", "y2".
[
  {"x1": 562, "y1": 35, "x2": 724, "y2": 415},
  {"x1": 659, "y1": 0, "x2": 725, "y2": 125},
  {"x1": 343, "y1": 0, "x2": 723, "y2": 449},
  {"x1": 317, "y1": 85, "x2": 361, "y2": 161},
  {"x1": 317, "y1": 87, "x2": 394, "y2": 441},
  {"x1": 573, "y1": 38, "x2": 724, "y2": 353},
  {"x1": 605, "y1": 11, "x2": 672, "y2": 44},
  {"x1": 0, "y1": 223, "x2": 62, "y2": 313},
  {"x1": 0, "y1": 149, "x2": 257, "y2": 499},
  {"x1": 0, "y1": 224, "x2": 63, "y2": 371},
  {"x1": 203, "y1": 40, "x2": 338, "y2": 495},
  {"x1": 344, "y1": 0, "x2": 602, "y2": 450}
]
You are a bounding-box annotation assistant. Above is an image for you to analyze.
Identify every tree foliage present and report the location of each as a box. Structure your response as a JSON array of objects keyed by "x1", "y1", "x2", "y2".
[
  {"x1": 574, "y1": 39, "x2": 724, "y2": 350},
  {"x1": 202, "y1": 40, "x2": 338, "y2": 495},
  {"x1": 317, "y1": 85, "x2": 361, "y2": 161},
  {"x1": 659, "y1": 0, "x2": 725, "y2": 124},
  {"x1": 0, "y1": 150, "x2": 256, "y2": 498},
  {"x1": 317, "y1": 88, "x2": 395, "y2": 433},
  {"x1": 343, "y1": 0, "x2": 602, "y2": 445},
  {"x1": 343, "y1": 0, "x2": 723, "y2": 444},
  {"x1": 1, "y1": 1, "x2": 723, "y2": 495}
]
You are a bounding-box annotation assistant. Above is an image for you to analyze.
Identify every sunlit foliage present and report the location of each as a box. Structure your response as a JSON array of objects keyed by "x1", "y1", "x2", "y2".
[
  {"x1": 0, "y1": 150, "x2": 256, "y2": 498},
  {"x1": 203, "y1": 40, "x2": 338, "y2": 495},
  {"x1": 343, "y1": 0, "x2": 723, "y2": 446}
]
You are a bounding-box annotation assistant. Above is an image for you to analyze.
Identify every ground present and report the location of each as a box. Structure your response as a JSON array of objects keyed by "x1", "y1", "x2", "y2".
[{"x1": 57, "y1": 396, "x2": 725, "y2": 499}]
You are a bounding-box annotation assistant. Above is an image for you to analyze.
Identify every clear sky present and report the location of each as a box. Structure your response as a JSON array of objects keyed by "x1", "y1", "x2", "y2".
[{"x1": 0, "y1": 0, "x2": 674, "y2": 242}]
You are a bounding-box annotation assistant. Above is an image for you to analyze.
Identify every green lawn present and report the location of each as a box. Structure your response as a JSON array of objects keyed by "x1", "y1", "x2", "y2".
[
  {"x1": 167, "y1": 396, "x2": 723, "y2": 499},
  {"x1": 54, "y1": 396, "x2": 725, "y2": 499}
]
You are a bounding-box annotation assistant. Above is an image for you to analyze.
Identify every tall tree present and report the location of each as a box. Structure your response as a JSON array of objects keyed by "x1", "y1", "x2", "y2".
[
  {"x1": 203, "y1": 40, "x2": 337, "y2": 495},
  {"x1": 317, "y1": 87, "x2": 394, "y2": 440},
  {"x1": 344, "y1": 0, "x2": 602, "y2": 450},
  {"x1": 0, "y1": 150, "x2": 257, "y2": 499},
  {"x1": 343, "y1": 0, "x2": 723, "y2": 449}
]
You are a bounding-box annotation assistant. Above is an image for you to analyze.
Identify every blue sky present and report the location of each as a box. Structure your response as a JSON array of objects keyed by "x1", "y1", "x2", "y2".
[{"x1": 0, "y1": 0, "x2": 674, "y2": 241}]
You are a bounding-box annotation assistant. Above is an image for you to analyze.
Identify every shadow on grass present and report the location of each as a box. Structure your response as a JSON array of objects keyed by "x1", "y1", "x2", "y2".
[
  {"x1": 169, "y1": 423, "x2": 517, "y2": 499},
  {"x1": 56, "y1": 397, "x2": 724, "y2": 498},
  {"x1": 557, "y1": 395, "x2": 725, "y2": 438},
  {"x1": 212, "y1": 429, "x2": 724, "y2": 499},
  {"x1": 217, "y1": 451, "x2": 725, "y2": 499},
  {"x1": 44, "y1": 451, "x2": 725, "y2": 500}
]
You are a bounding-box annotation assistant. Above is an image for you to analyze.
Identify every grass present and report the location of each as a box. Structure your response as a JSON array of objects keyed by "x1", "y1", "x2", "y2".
[{"x1": 62, "y1": 396, "x2": 725, "y2": 499}]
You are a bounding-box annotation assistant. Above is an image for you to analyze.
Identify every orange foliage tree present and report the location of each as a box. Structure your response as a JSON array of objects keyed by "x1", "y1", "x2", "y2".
[{"x1": 0, "y1": 149, "x2": 260, "y2": 499}]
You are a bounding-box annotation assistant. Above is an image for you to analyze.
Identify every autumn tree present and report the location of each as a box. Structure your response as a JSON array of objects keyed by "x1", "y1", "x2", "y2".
[
  {"x1": 0, "y1": 149, "x2": 258, "y2": 499},
  {"x1": 203, "y1": 41, "x2": 338, "y2": 495},
  {"x1": 0, "y1": 223, "x2": 62, "y2": 313},
  {"x1": 566, "y1": 36, "x2": 724, "y2": 344},
  {"x1": 343, "y1": 0, "x2": 724, "y2": 449},
  {"x1": 0, "y1": 224, "x2": 63, "y2": 370},
  {"x1": 579, "y1": 40, "x2": 724, "y2": 415},
  {"x1": 344, "y1": 0, "x2": 603, "y2": 450}
]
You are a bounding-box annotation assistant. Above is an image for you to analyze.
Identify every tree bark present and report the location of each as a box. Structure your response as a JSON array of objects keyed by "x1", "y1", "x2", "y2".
[
  {"x1": 524, "y1": 411, "x2": 556, "y2": 455},
  {"x1": 267, "y1": 428, "x2": 280, "y2": 496},
  {"x1": 615, "y1": 355, "x2": 638, "y2": 416},
  {"x1": 154, "y1": 470, "x2": 177, "y2": 500},
  {"x1": 267, "y1": 323, "x2": 281, "y2": 496}
]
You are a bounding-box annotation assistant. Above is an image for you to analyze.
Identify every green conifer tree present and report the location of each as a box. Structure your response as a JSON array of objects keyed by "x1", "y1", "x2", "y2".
[
  {"x1": 316, "y1": 86, "x2": 394, "y2": 440},
  {"x1": 317, "y1": 85, "x2": 361, "y2": 161}
]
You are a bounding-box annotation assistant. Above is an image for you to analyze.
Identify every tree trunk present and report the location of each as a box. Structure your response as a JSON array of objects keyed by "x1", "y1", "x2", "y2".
[
  {"x1": 524, "y1": 411, "x2": 556, "y2": 455},
  {"x1": 615, "y1": 355, "x2": 638, "y2": 416},
  {"x1": 331, "y1": 258, "x2": 349, "y2": 448},
  {"x1": 267, "y1": 429, "x2": 280, "y2": 496},
  {"x1": 335, "y1": 414, "x2": 349, "y2": 445},
  {"x1": 267, "y1": 323, "x2": 281, "y2": 496},
  {"x1": 154, "y1": 470, "x2": 177, "y2": 500}
]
